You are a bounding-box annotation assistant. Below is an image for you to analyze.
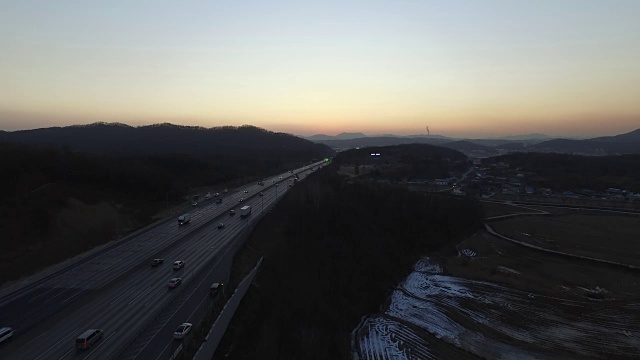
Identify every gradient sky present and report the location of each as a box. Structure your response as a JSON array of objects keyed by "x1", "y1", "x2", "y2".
[{"x1": 1, "y1": 1, "x2": 639, "y2": 137}]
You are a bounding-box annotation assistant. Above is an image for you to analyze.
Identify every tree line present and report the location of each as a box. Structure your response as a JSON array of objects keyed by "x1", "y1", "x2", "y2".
[{"x1": 215, "y1": 163, "x2": 484, "y2": 359}]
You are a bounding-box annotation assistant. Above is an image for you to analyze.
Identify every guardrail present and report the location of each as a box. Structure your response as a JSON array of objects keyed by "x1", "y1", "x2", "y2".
[
  {"x1": 192, "y1": 258, "x2": 264, "y2": 360},
  {"x1": 112, "y1": 179, "x2": 281, "y2": 359}
]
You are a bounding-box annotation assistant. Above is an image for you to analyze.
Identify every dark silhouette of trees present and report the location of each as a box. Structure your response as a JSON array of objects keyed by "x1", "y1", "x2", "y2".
[
  {"x1": 0, "y1": 125, "x2": 333, "y2": 283},
  {"x1": 216, "y1": 164, "x2": 484, "y2": 359},
  {"x1": 488, "y1": 153, "x2": 640, "y2": 192}
]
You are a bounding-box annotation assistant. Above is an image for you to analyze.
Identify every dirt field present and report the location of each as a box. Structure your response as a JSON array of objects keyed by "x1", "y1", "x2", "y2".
[
  {"x1": 354, "y1": 204, "x2": 640, "y2": 359},
  {"x1": 489, "y1": 211, "x2": 640, "y2": 267}
]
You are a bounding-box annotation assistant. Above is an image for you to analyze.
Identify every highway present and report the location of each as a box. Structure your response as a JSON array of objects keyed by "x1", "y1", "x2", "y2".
[{"x1": 0, "y1": 161, "x2": 325, "y2": 360}]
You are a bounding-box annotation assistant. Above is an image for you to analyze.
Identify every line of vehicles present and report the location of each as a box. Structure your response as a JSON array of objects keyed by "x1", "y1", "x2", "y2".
[
  {"x1": 2, "y1": 166, "x2": 322, "y2": 353},
  {"x1": 178, "y1": 204, "x2": 252, "y2": 227},
  {"x1": 67, "y1": 258, "x2": 226, "y2": 350}
]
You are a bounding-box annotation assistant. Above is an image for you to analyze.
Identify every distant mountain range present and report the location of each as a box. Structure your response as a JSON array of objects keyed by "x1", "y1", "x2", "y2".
[
  {"x1": 0, "y1": 122, "x2": 334, "y2": 159},
  {"x1": 306, "y1": 132, "x2": 367, "y2": 141},
  {"x1": 305, "y1": 128, "x2": 640, "y2": 156},
  {"x1": 305, "y1": 132, "x2": 553, "y2": 142}
]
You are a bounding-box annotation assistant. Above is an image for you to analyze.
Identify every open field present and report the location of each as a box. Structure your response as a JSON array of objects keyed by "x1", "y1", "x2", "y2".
[
  {"x1": 481, "y1": 200, "x2": 545, "y2": 218},
  {"x1": 489, "y1": 212, "x2": 640, "y2": 267},
  {"x1": 355, "y1": 207, "x2": 640, "y2": 359}
]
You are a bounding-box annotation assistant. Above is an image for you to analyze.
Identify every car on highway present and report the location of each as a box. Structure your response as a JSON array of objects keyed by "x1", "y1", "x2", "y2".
[
  {"x1": 209, "y1": 283, "x2": 224, "y2": 297},
  {"x1": 0, "y1": 327, "x2": 13, "y2": 344},
  {"x1": 205, "y1": 193, "x2": 211, "y2": 200},
  {"x1": 259, "y1": 192, "x2": 264, "y2": 196},
  {"x1": 150, "y1": 258, "x2": 164, "y2": 267},
  {"x1": 244, "y1": 190, "x2": 249, "y2": 193},
  {"x1": 216, "y1": 198, "x2": 223, "y2": 204},
  {"x1": 173, "y1": 260, "x2": 185, "y2": 270},
  {"x1": 191, "y1": 201, "x2": 198, "y2": 207},
  {"x1": 217, "y1": 223, "x2": 225, "y2": 229},
  {"x1": 214, "y1": 192, "x2": 220, "y2": 197},
  {"x1": 75, "y1": 329, "x2": 103, "y2": 350},
  {"x1": 173, "y1": 323, "x2": 192, "y2": 340},
  {"x1": 229, "y1": 209, "x2": 235, "y2": 215},
  {"x1": 279, "y1": 176, "x2": 283, "y2": 179},
  {"x1": 239, "y1": 198, "x2": 244, "y2": 202},
  {"x1": 167, "y1": 278, "x2": 182, "y2": 288}
]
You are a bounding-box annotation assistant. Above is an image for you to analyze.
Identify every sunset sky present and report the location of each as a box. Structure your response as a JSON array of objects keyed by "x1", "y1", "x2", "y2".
[{"x1": 1, "y1": 1, "x2": 639, "y2": 138}]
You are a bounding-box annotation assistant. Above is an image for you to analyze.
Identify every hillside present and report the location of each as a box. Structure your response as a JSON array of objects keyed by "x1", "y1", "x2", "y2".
[
  {"x1": 1, "y1": 122, "x2": 333, "y2": 158},
  {"x1": 0, "y1": 124, "x2": 331, "y2": 283},
  {"x1": 486, "y1": 152, "x2": 640, "y2": 192},
  {"x1": 308, "y1": 128, "x2": 640, "y2": 157},
  {"x1": 334, "y1": 143, "x2": 468, "y2": 180},
  {"x1": 214, "y1": 162, "x2": 483, "y2": 359}
]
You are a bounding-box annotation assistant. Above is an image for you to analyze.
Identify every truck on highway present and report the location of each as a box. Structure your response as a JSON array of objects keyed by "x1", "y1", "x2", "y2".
[
  {"x1": 240, "y1": 205, "x2": 251, "y2": 218},
  {"x1": 178, "y1": 214, "x2": 191, "y2": 225}
]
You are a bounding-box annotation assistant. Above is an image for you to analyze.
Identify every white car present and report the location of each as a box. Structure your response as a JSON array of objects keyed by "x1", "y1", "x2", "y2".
[
  {"x1": 173, "y1": 260, "x2": 185, "y2": 270},
  {"x1": 173, "y1": 323, "x2": 192, "y2": 339},
  {"x1": 192, "y1": 201, "x2": 198, "y2": 207}
]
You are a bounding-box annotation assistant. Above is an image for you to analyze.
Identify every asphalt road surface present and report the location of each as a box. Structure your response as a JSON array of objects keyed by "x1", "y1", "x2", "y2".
[{"x1": 0, "y1": 162, "x2": 324, "y2": 360}]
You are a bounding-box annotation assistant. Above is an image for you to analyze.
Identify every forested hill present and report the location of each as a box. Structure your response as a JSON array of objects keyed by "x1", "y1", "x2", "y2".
[
  {"x1": 1, "y1": 122, "x2": 333, "y2": 158},
  {"x1": 488, "y1": 152, "x2": 640, "y2": 192}
]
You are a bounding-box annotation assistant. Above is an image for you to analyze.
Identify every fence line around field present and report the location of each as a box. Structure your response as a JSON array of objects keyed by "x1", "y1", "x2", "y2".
[{"x1": 192, "y1": 257, "x2": 264, "y2": 360}]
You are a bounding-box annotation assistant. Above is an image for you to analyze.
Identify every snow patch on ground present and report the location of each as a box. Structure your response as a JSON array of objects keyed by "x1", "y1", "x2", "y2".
[
  {"x1": 354, "y1": 257, "x2": 640, "y2": 360},
  {"x1": 461, "y1": 249, "x2": 476, "y2": 257},
  {"x1": 497, "y1": 266, "x2": 521, "y2": 275},
  {"x1": 413, "y1": 257, "x2": 443, "y2": 274}
]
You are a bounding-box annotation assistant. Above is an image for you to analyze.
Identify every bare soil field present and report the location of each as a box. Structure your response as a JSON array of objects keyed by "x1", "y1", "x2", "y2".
[
  {"x1": 481, "y1": 201, "x2": 545, "y2": 218},
  {"x1": 355, "y1": 208, "x2": 640, "y2": 359},
  {"x1": 489, "y1": 212, "x2": 640, "y2": 267}
]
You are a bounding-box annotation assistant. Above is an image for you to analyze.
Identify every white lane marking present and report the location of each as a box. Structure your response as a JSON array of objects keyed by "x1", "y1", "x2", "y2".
[
  {"x1": 62, "y1": 288, "x2": 88, "y2": 304},
  {"x1": 84, "y1": 331, "x2": 116, "y2": 359},
  {"x1": 187, "y1": 293, "x2": 210, "y2": 324},
  {"x1": 33, "y1": 327, "x2": 79, "y2": 360},
  {"x1": 43, "y1": 285, "x2": 77, "y2": 303},
  {"x1": 110, "y1": 285, "x2": 138, "y2": 305},
  {"x1": 143, "y1": 288, "x2": 167, "y2": 307},
  {"x1": 27, "y1": 284, "x2": 60, "y2": 303},
  {"x1": 56, "y1": 348, "x2": 74, "y2": 360},
  {"x1": 155, "y1": 339, "x2": 177, "y2": 360},
  {"x1": 128, "y1": 285, "x2": 153, "y2": 305},
  {"x1": 133, "y1": 243, "x2": 232, "y2": 360}
]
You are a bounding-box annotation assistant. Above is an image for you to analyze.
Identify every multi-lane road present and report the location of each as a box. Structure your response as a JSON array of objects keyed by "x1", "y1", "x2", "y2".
[{"x1": 0, "y1": 161, "x2": 325, "y2": 359}]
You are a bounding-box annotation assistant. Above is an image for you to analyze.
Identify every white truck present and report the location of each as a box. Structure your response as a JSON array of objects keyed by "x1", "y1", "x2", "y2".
[
  {"x1": 240, "y1": 205, "x2": 252, "y2": 218},
  {"x1": 178, "y1": 214, "x2": 191, "y2": 225}
]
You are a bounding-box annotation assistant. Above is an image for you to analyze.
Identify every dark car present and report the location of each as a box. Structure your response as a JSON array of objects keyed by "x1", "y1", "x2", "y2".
[
  {"x1": 217, "y1": 223, "x2": 225, "y2": 229},
  {"x1": 167, "y1": 278, "x2": 182, "y2": 288},
  {"x1": 75, "y1": 329, "x2": 103, "y2": 350},
  {"x1": 259, "y1": 192, "x2": 264, "y2": 196},
  {"x1": 229, "y1": 209, "x2": 235, "y2": 215},
  {"x1": 216, "y1": 198, "x2": 222, "y2": 204},
  {"x1": 151, "y1": 258, "x2": 164, "y2": 267},
  {"x1": 210, "y1": 282, "x2": 224, "y2": 297}
]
